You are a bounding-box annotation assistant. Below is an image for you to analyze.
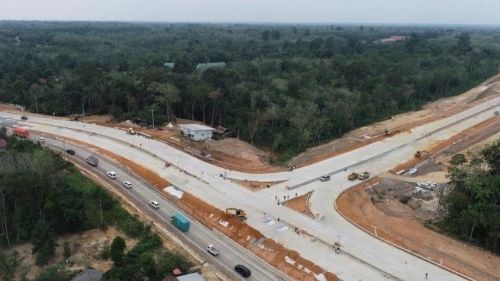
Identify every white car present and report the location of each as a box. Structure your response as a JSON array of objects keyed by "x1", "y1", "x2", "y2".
[
  {"x1": 207, "y1": 244, "x2": 220, "y2": 256},
  {"x1": 123, "y1": 181, "x2": 132, "y2": 189},
  {"x1": 37, "y1": 137, "x2": 46, "y2": 143},
  {"x1": 106, "y1": 171, "x2": 117, "y2": 179},
  {"x1": 149, "y1": 200, "x2": 160, "y2": 209}
]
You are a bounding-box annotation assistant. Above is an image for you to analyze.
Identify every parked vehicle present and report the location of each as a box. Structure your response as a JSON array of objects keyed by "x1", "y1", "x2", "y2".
[
  {"x1": 234, "y1": 264, "x2": 251, "y2": 278},
  {"x1": 106, "y1": 171, "x2": 117, "y2": 179},
  {"x1": 37, "y1": 137, "x2": 45, "y2": 143},
  {"x1": 320, "y1": 175, "x2": 331, "y2": 182},
  {"x1": 358, "y1": 172, "x2": 370, "y2": 180},
  {"x1": 66, "y1": 149, "x2": 75, "y2": 155},
  {"x1": 123, "y1": 181, "x2": 132, "y2": 189},
  {"x1": 206, "y1": 244, "x2": 220, "y2": 256},
  {"x1": 348, "y1": 172, "x2": 359, "y2": 181},
  {"x1": 21, "y1": 115, "x2": 28, "y2": 121},
  {"x1": 149, "y1": 200, "x2": 160, "y2": 209},
  {"x1": 171, "y1": 212, "x2": 190, "y2": 232},
  {"x1": 86, "y1": 156, "x2": 99, "y2": 167},
  {"x1": 13, "y1": 127, "x2": 29, "y2": 138},
  {"x1": 348, "y1": 171, "x2": 370, "y2": 181}
]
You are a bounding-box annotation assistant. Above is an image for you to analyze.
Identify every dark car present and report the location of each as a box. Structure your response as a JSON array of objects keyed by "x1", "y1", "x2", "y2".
[
  {"x1": 66, "y1": 149, "x2": 75, "y2": 155},
  {"x1": 320, "y1": 175, "x2": 331, "y2": 182},
  {"x1": 234, "y1": 264, "x2": 251, "y2": 278}
]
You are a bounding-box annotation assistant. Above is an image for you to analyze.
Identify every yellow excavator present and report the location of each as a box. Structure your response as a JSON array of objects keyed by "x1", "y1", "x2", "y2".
[{"x1": 226, "y1": 208, "x2": 247, "y2": 220}]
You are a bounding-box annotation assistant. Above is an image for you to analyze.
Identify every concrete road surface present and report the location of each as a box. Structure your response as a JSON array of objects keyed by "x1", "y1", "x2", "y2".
[
  {"x1": 2, "y1": 95, "x2": 498, "y2": 280},
  {"x1": 40, "y1": 136, "x2": 290, "y2": 281}
]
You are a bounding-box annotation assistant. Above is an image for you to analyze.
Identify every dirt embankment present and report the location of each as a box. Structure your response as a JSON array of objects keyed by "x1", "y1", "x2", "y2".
[
  {"x1": 173, "y1": 190, "x2": 337, "y2": 281},
  {"x1": 337, "y1": 179, "x2": 500, "y2": 281},
  {"x1": 3, "y1": 74, "x2": 499, "y2": 175},
  {"x1": 291, "y1": 78, "x2": 500, "y2": 168},
  {"x1": 390, "y1": 115, "x2": 500, "y2": 174},
  {"x1": 52, "y1": 136, "x2": 337, "y2": 281},
  {"x1": 284, "y1": 192, "x2": 315, "y2": 218}
]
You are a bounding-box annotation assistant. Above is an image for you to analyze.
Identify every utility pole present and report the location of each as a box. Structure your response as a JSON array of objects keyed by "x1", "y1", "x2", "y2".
[
  {"x1": 151, "y1": 108, "x2": 155, "y2": 127},
  {"x1": 81, "y1": 100, "x2": 85, "y2": 121},
  {"x1": 35, "y1": 94, "x2": 38, "y2": 114}
]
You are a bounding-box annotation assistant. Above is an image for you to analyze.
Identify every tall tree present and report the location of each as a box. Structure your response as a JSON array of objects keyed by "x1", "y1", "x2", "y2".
[{"x1": 149, "y1": 83, "x2": 181, "y2": 122}]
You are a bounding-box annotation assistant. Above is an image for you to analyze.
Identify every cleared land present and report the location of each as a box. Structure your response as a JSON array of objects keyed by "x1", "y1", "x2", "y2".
[
  {"x1": 57, "y1": 137, "x2": 338, "y2": 281},
  {"x1": 336, "y1": 120, "x2": 500, "y2": 281},
  {"x1": 284, "y1": 192, "x2": 315, "y2": 218},
  {"x1": 337, "y1": 179, "x2": 500, "y2": 281},
  {"x1": 291, "y1": 79, "x2": 500, "y2": 168},
  {"x1": 8, "y1": 228, "x2": 135, "y2": 281},
  {"x1": 2, "y1": 75, "x2": 498, "y2": 176}
]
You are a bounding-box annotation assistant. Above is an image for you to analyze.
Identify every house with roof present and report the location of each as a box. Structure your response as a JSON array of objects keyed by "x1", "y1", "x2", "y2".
[
  {"x1": 162, "y1": 273, "x2": 205, "y2": 281},
  {"x1": 164, "y1": 62, "x2": 176, "y2": 70},
  {"x1": 71, "y1": 269, "x2": 103, "y2": 281},
  {"x1": 195, "y1": 62, "x2": 226, "y2": 73},
  {"x1": 179, "y1": 124, "x2": 214, "y2": 141}
]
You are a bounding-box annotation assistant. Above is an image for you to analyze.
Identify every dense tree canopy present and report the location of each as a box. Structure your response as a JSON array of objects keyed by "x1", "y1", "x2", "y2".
[
  {"x1": 442, "y1": 141, "x2": 500, "y2": 253},
  {"x1": 1, "y1": 22, "x2": 500, "y2": 160},
  {"x1": 0, "y1": 137, "x2": 191, "y2": 280}
]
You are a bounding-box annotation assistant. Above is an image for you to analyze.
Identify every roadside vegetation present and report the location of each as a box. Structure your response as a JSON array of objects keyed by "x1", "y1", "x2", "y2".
[
  {"x1": 441, "y1": 140, "x2": 500, "y2": 253},
  {"x1": 0, "y1": 135, "x2": 190, "y2": 281},
  {"x1": 1, "y1": 22, "x2": 499, "y2": 161}
]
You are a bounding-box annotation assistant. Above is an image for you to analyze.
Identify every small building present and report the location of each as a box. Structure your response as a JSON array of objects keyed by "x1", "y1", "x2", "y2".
[
  {"x1": 164, "y1": 62, "x2": 176, "y2": 70},
  {"x1": 378, "y1": 35, "x2": 409, "y2": 43},
  {"x1": 177, "y1": 273, "x2": 205, "y2": 281},
  {"x1": 71, "y1": 269, "x2": 103, "y2": 281},
  {"x1": 0, "y1": 139, "x2": 7, "y2": 150},
  {"x1": 195, "y1": 62, "x2": 226, "y2": 73},
  {"x1": 162, "y1": 273, "x2": 205, "y2": 281},
  {"x1": 179, "y1": 124, "x2": 214, "y2": 141}
]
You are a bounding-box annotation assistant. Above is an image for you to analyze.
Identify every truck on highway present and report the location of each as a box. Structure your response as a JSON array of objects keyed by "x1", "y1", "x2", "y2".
[
  {"x1": 171, "y1": 212, "x2": 190, "y2": 232},
  {"x1": 86, "y1": 156, "x2": 99, "y2": 167},
  {"x1": 13, "y1": 127, "x2": 29, "y2": 138}
]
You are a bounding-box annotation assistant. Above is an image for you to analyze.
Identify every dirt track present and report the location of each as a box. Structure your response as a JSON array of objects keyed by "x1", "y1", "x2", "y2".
[{"x1": 337, "y1": 179, "x2": 500, "y2": 281}]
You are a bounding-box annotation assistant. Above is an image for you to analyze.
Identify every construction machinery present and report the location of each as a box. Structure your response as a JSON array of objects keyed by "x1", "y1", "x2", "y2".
[
  {"x1": 226, "y1": 208, "x2": 247, "y2": 220},
  {"x1": 348, "y1": 172, "x2": 359, "y2": 181},
  {"x1": 348, "y1": 172, "x2": 370, "y2": 181},
  {"x1": 13, "y1": 127, "x2": 29, "y2": 138},
  {"x1": 415, "y1": 150, "x2": 431, "y2": 159},
  {"x1": 126, "y1": 128, "x2": 137, "y2": 135},
  {"x1": 358, "y1": 171, "x2": 370, "y2": 180}
]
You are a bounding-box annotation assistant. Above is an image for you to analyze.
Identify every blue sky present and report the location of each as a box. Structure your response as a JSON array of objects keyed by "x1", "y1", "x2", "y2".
[{"x1": 0, "y1": 0, "x2": 498, "y2": 25}]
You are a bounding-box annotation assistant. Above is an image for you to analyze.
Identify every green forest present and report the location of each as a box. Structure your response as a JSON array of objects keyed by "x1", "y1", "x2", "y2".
[
  {"x1": 0, "y1": 135, "x2": 190, "y2": 281},
  {"x1": 442, "y1": 141, "x2": 500, "y2": 253},
  {"x1": 1, "y1": 22, "x2": 500, "y2": 159}
]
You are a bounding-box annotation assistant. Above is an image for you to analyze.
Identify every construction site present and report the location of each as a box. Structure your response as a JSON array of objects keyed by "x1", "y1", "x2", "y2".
[{"x1": 1, "y1": 73, "x2": 500, "y2": 281}]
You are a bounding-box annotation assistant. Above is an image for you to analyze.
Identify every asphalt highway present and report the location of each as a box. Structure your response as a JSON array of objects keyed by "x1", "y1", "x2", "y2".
[{"x1": 38, "y1": 135, "x2": 290, "y2": 281}]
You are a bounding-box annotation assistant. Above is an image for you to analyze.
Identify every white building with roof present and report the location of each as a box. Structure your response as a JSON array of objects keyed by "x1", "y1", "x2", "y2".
[{"x1": 179, "y1": 124, "x2": 214, "y2": 141}]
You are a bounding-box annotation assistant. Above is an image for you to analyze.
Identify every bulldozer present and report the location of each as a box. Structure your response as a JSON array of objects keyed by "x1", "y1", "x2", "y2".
[{"x1": 226, "y1": 208, "x2": 247, "y2": 220}]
